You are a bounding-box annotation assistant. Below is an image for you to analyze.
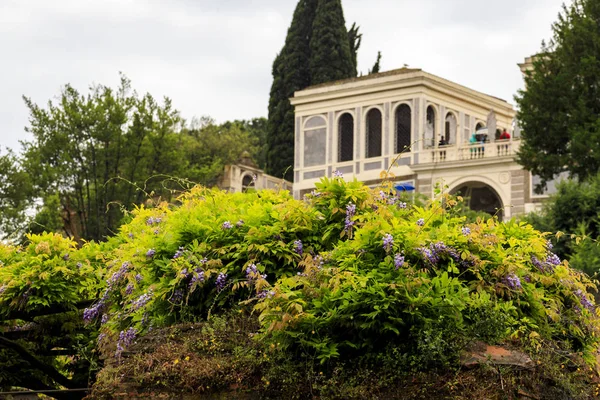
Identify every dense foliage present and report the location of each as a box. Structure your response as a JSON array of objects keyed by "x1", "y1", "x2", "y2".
[
  {"x1": 0, "y1": 78, "x2": 266, "y2": 242},
  {"x1": 515, "y1": 0, "x2": 600, "y2": 190},
  {"x1": 2, "y1": 177, "x2": 599, "y2": 397},
  {"x1": 266, "y1": 0, "x2": 360, "y2": 181},
  {"x1": 525, "y1": 173, "x2": 600, "y2": 278}
]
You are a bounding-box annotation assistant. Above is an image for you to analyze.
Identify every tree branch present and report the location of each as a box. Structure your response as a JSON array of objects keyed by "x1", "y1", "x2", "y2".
[{"x1": 0, "y1": 335, "x2": 77, "y2": 389}]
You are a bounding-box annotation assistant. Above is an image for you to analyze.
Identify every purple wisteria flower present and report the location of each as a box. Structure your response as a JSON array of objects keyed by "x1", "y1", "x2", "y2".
[
  {"x1": 462, "y1": 227, "x2": 471, "y2": 236},
  {"x1": 116, "y1": 327, "x2": 137, "y2": 357},
  {"x1": 131, "y1": 290, "x2": 153, "y2": 311},
  {"x1": 215, "y1": 272, "x2": 228, "y2": 291},
  {"x1": 257, "y1": 290, "x2": 275, "y2": 299},
  {"x1": 311, "y1": 190, "x2": 321, "y2": 197},
  {"x1": 83, "y1": 289, "x2": 110, "y2": 323},
  {"x1": 504, "y1": 273, "x2": 522, "y2": 290},
  {"x1": 394, "y1": 253, "x2": 405, "y2": 270},
  {"x1": 153, "y1": 229, "x2": 160, "y2": 235},
  {"x1": 76, "y1": 262, "x2": 82, "y2": 268},
  {"x1": 169, "y1": 289, "x2": 184, "y2": 304},
  {"x1": 173, "y1": 246, "x2": 185, "y2": 259},
  {"x1": 294, "y1": 240, "x2": 303, "y2": 256},
  {"x1": 135, "y1": 274, "x2": 143, "y2": 283},
  {"x1": 333, "y1": 170, "x2": 343, "y2": 178},
  {"x1": 531, "y1": 252, "x2": 561, "y2": 273},
  {"x1": 128, "y1": 233, "x2": 134, "y2": 239},
  {"x1": 345, "y1": 203, "x2": 356, "y2": 233},
  {"x1": 101, "y1": 314, "x2": 109, "y2": 324},
  {"x1": 189, "y1": 269, "x2": 205, "y2": 288},
  {"x1": 0, "y1": 285, "x2": 6, "y2": 295},
  {"x1": 314, "y1": 255, "x2": 325, "y2": 269},
  {"x1": 397, "y1": 202, "x2": 407, "y2": 209},
  {"x1": 63, "y1": 253, "x2": 70, "y2": 261},
  {"x1": 222, "y1": 221, "x2": 233, "y2": 230},
  {"x1": 246, "y1": 263, "x2": 266, "y2": 281},
  {"x1": 416, "y1": 218, "x2": 425, "y2": 227},
  {"x1": 383, "y1": 234, "x2": 394, "y2": 253},
  {"x1": 236, "y1": 220, "x2": 244, "y2": 227},
  {"x1": 146, "y1": 217, "x2": 162, "y2": 226},
  {"x1": 575, "y1": 289, "x2": 594, "y2": 311},
  {"x1": 125, "y1": 284, "x2": 134, "y2": 295},
  {"x1": 417, "y1": 241, "x2": 461, "y2": 265},
  {"x1": 107, "y1": 262, "x2": 131, "y2": 288},
  {"x1": 146, "y1": 249, "x2": 156, "y2": 258}
]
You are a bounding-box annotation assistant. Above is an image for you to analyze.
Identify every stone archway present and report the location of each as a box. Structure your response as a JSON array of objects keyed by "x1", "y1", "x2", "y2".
[{"x1": 450, "y1": 181, "x2": 504, "y2": 219}]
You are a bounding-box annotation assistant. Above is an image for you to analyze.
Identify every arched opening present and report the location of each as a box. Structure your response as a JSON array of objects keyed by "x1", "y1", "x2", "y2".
[
  {"x1": 475, "y1": 122, "x2": 485, "y2": 131},
  {"x1": 444, "y1": 112, "x2": 457, "y2": 145},
  {"x1": 338, "y1": 113, "x2": 354, "y2": 162},
  {"x1": 426, "y1": 106, "x2": 436, "y2": 147},
  {"x1": 395, "y1": 104, "x2": 412, "y2": 153},
  {"x1": 242, "y1": 174, "x2": 254, "y2": 192},
  {"x1": 303, "y1": 115, "x2": 327, "y2": 167},
  {"x1": 450, "y1": 182, "x2": 503, "y2": 220},
  {"x1": 366, "y1": 108, "x2": 382, "y2": 158},
  {"x1": 495, "y1": 128, "x2": 502, "y2": 141}
]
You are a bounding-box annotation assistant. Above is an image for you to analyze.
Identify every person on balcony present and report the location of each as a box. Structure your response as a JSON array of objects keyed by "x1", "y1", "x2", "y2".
[
  {"x1": 469, "y1": 133, "x2": 478, "y2": 158},
  {"x1": 438, "y1": 136, "x2": 447, "y2": 161},
  {"x1": 498, "y1": 128, "x2": 510, "y2": 155}
]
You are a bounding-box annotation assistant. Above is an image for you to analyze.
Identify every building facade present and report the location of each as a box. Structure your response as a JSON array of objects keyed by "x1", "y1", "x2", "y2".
[{"x1": 290, "y1": 68, "x2": 543, "y2": 219}]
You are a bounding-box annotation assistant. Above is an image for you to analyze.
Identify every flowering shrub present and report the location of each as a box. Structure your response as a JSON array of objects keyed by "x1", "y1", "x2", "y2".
[
  {"x1": 1, "y1": 176, "x2": 599, "y2": 388},
  {"x1": 253, "y1": 179, "x2": 600, "y2": 366}
]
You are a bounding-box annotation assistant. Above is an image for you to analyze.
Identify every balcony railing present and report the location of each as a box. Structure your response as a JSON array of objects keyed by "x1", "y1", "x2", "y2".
[
  {"x1": 420, "y1": 139, "x2": 518, "y2": 163},
  {"x1": 296, "y1": 139, "x2": 520, "y2": 184}
]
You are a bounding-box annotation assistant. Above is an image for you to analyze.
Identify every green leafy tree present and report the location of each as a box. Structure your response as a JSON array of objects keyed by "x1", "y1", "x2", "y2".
[
  {"x1": 524, "y1": 173, "x2": 600, "y2": 276},
  {"x1": 0, "y1": 77, "x2": 261, "y2": 242},
  {"x1": 267, "y1": 0, "x2": 361, "y2": 181},
  {"x1": 515, "y1": 0, "x2": 600, "y2": 190}
]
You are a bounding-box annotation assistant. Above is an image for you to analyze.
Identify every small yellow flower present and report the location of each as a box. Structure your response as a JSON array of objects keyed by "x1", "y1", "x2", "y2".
[
  {"x1": 561, "y1": 364, "x2": 564, "y2": 369},
  {"x1": 174, "y1": 359, "x2": 179, "y2": 365},
  {"x1": 185, "y1": 356, "x2": 190, "y2": 361},
  {"x1": 319, "y1": 371, "x2": 323, "y2": 375}
]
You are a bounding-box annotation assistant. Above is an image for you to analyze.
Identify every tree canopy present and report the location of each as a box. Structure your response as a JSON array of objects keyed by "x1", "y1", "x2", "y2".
[
  {"x1": 515, "y1": 0, "x2": 600, "y2": 190},
  {"x1": 266, "y1": 0, "x2": 360, "y2": 181},
  {"x1": 0, "y1": 76, "x2": 266, "y2": 242}
]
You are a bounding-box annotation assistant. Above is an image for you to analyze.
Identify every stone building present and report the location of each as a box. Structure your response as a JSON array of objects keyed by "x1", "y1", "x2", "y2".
[
  {"x1": 219, "y1": 151, "x2": 292, "y2": 193},
  {"x1": 290, "y1": 67, "x2": 545, "y2": 219}
]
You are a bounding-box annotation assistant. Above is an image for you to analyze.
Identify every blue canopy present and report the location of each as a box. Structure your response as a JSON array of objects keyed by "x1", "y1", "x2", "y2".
[{"x1": 394, "y1": 182, "x2": 415, "y2": 191}]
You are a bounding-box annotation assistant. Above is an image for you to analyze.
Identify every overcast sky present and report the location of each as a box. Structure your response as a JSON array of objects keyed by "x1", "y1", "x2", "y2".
[{"x1": 1, "y1": 0, "x2": 567, "y2": 151}]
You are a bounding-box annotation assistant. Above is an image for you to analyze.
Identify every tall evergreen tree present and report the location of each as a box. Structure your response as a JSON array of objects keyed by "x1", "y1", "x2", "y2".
[
  {"x1": 348, "y1": 22, "x2": 362, "y2": 76},
  {"x1": 266, "y1": 0, "x2": 360, "y2": 180},
  {"x1": 369, "y1": 51, "x2": 382, "y2": 74},
  {"x1": 309, "y1": 0, "x2": 355, "y2": 85},
  {"x1": 266, "y1": 0, "x2": 318, "y2": 181}
]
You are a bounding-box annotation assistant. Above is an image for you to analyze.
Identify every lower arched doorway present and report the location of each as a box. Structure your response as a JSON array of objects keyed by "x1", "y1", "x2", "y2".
[{"x1": 450, "y1": 181, "x2": 503, "y2": 220}]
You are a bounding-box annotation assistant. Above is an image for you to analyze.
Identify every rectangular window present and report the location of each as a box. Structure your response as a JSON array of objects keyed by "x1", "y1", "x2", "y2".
[{"x1": 304, "y1": 128, "x2": 327, "y2": 167}]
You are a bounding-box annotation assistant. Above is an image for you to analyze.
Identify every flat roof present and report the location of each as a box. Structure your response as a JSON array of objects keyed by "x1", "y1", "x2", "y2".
[{"x1": 295, "y1": 67, "x2": 510, "y2": 105}]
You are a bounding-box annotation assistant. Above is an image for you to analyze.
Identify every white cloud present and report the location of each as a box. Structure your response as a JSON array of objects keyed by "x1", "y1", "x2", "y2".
[{"x1": 0, "y1": 0, "x2": 567, "y2": 151}]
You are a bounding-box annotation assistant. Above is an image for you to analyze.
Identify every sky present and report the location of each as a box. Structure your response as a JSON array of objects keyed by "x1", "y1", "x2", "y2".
[{"x1": 0, "y1": 0, "x2": 567, "y2": 152}]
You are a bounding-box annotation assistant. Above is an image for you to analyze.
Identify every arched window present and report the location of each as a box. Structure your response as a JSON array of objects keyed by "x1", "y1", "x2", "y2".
[
  {"x1": 475, "y1": 122, "x2": 485, "y2": 131},
  {"x1": 366, "y1": 108, "x2": 382, "y2": 158},
  {"x1": 338, "y1": 113, "x2": 354, "y2": 162},
  {"x1": 395, "y1": 104, "x2": 412, "y2": 153},
  {"x1": 303, "y1": 116, "x2": 327, "y2": 167},
  {"x1": 242, "y1": 174, "x2": 254, "y2": 192},
  {"x1": 426, "y1": 106, "x2": 436, "y2": 147},
  {"x1": 444, "y1": 112, "x2": 457, "y2": 144}
]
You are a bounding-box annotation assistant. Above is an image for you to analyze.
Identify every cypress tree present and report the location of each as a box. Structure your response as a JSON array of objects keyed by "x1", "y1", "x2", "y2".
[
  {"x1": 309, "y1": 0, "x2": 355, "y2": 85},
  {"x1": 266, "y1": 0, "x2": 360, "y2": 181},
  {"x1": 266, "y1": 0, "x2": 318, "y2": 181},
  {"x1": 369, "y1": 51, "x2": 382, "y2": 74},
  {"x1": 348, "y1": 22, "x2": 362, "y2": 76}
]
